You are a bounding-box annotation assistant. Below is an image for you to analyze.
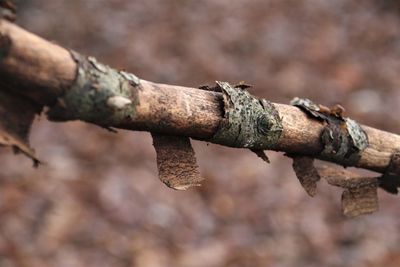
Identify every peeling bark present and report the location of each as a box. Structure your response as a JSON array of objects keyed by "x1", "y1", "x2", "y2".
[
  {"x1": 152, "y1": 134, "x2": 203, "y2": 190},
  {"x1": 292, "y1": 156, "x2": 320, "y2": 197},
  {"x1": 317, "y1": 166, "x2": 379, "y2": 217},
  {"x1": 0, "y1": 19, "x2": 399, "y2": 174},
  {"x1": 0, "y1": 19, "x2": 400, "y2": 216},
  {"x1": 0, "y1": 90, "x2": 40, "y2": 165}
]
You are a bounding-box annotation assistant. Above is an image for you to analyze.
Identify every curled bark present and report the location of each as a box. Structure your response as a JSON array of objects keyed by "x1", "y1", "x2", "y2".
[
  {"x1": 0, "y1": 19, "x2": 399, "y2": 174},
  {"x1": 1, "y1": 18, "x2": 400, "y2": 215}
]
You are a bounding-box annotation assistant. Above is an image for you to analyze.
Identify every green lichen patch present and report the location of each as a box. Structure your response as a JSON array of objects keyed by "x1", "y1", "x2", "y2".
[
  {"x1": 345, "y1": 118, "x2": 369, "y2": 151},
  {"x1": 210, "y1": 81, "x2": 282, "y2": 149},
  {"x1": 290, "y1": 97, "x2": 324, "y2": 120},
  {"x1": 291, "y1": 97, "x2": 379, "y2": 217},
  {"x1": 47, "y1": 51, "x2": 140, "y2": 127}
]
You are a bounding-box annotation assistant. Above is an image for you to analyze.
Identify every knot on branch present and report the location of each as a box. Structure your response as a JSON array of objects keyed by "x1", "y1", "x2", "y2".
[
  {"x1": 208, "y1": 81, "x2": 283, "y2": 162},
  {"x1": 210, "y1": 81, "x2": 283, "y2": 149},
  {"x1": 47, "y1": 51, "x2": 140, "y2": 127},
  {"x1": 291, "y1": 98, "x2": 368, "y2": 166}
]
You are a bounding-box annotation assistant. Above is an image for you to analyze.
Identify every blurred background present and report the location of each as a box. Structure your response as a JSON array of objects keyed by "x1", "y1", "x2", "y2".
[{"x1": 1, "y1": 0, "x2": 400, "y2": 266}]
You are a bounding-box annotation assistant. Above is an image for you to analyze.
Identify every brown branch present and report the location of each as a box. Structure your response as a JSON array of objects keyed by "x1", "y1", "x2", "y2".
[{"x1": 0, "y1": 18, "x2": 399, "y2": 177}]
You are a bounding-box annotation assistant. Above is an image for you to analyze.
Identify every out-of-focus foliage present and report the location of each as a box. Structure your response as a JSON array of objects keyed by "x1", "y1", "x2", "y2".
[{"x1": 1, "y1": 0, "x2": 400, "y2": 266}]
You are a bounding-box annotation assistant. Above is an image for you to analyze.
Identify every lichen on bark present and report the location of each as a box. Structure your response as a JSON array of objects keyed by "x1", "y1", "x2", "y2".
[
  {"x1": 291, "y1": 97, "x2": 368, "y2": 166},
  {"x1": 47, "y1": 51, "x2": 140, "y2": 127},
  {"x1": 209, "y1": 81, "x2": 283, "y2": 149}
]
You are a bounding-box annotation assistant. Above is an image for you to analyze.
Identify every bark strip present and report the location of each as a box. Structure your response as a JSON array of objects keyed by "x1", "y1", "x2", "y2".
[
  {"x1": 317, "y1": 166, "x2": 379, "y2": 217},
  {"x1": 152, "y1": 134, "x2": 203, "y2": 190},
  {"x1": 292, "y1": 156, "x2": 321, "y2": 197},
  {"x1": 0, "y1": 90, "x2": 40, "y2": 165}
]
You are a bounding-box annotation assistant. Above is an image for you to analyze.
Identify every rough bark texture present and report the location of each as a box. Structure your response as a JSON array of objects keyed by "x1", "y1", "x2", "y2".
[
  {"x1": 1, "y1": 18, "x2": 400, "y2": 177},
  {"x1": 4, "y1": 1, "x2": 400, "y2": 265}
]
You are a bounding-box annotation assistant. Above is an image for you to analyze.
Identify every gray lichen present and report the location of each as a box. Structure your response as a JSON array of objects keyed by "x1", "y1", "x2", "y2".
[
  {"x1": 290, "y1": 97, "x2": 323, "y2": 119},
  {"x1": 345, "y1": 118, "x2": 369, "y2": 151},
  {"x1": 210, "y1": 81, "x2": 283, "y2": 149},
  {"x1": 47, "y1": 51, "x2": 140, "y2": 126},
  {"x1": 291, "y1": 97, "x2": 368, "y2": 166}
]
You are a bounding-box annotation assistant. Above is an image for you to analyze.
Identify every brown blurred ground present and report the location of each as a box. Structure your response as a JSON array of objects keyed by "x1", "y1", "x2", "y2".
[{"x1": 1, "y1": 0, "x2": 400, "y2": 266}]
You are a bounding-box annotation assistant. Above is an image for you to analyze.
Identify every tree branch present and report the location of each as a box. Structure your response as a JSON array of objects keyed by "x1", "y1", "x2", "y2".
[
  {"x1": 1, "y1": 19, "x2": 398, "y2": 174},
  {"x1": 3, "y1": 16, "x2": 400, "y2": 216}
]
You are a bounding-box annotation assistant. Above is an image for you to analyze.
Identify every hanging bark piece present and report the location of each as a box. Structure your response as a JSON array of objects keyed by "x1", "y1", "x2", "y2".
[
  {"x1": 345, "y1": 118, "x2": 369, "y2": 152},
  {"x1": 341, "y1": 185, "x2": 378, "y2": 218},
  {"x1": 378, "y1": 152, "x2": 400, "y2": 194},
  {"x1": 317, "y1": 166, "x2": 378, "y2": 217},
  {"x1": 292, "y1": 156, "x2": 321, "y2": 197},
  {"x1": 2, "y1": 18, "x2": 400, "y2": 219},
  {"x1": 152, "y1": 133, "x2": 203, "y2": 190},
  {"x1": 291, "y1": 98, "x2": 368, "y2": 166},
  {"x1": 0, "y1": 90, "x2": 41, "y2": 166}
]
